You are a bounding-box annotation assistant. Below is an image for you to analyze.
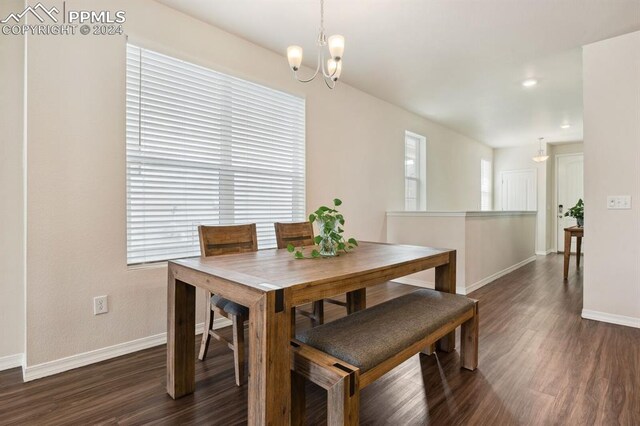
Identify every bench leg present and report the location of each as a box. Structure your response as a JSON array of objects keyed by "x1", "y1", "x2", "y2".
[
  {"x1": 291, "y1": 371, "x2": 306, "y2": 426},
  {"x1": 461, "y1": 301, "x2": 479, "y2": 371},
  {"x1": 421, "y1": 343, "x2": 436, "y2": 356},
  {"x1": 327, "y1": 372, "x2": 360, "y2": 426}
]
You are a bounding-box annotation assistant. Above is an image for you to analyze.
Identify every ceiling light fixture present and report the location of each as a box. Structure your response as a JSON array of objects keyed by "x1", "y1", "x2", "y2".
[
  {"x1": 560, "y1": 124, "x2": 571, "y2": 129},
  {"x1": 522, "y1": 79, "x2": 538, "y2": 88},
  {"x1": 532, "y1": 137, "x2": 549, "y2": 162},
  {"x1": 286, "y1": 0, "x2": 344, "y2": 89}
]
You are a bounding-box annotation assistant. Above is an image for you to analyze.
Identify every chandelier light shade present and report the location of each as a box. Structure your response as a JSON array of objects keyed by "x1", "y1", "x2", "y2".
[
  {"x1": 532, "y1": 137, "x2": 549, "y2": 162},
  {"x1": 287, "y1": 46, "x2": 303, "y2": 71},
  {"x1": 286, "y1": 0, "x2": 345, "y2": 89},
  {"x1": 328, "y1": 35, "x2": 345, "y2": 60}
]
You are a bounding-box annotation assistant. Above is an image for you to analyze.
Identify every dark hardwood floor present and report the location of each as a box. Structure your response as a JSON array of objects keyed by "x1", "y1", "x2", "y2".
[{"x1": 1, "y1": 254, "x2": 639, "y2": 425}]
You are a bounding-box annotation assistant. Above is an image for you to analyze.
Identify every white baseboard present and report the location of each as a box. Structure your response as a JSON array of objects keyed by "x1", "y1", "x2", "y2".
[
  {"x1": 464, "y1": 255, "x2": 537, "y2": 294},
  {"x1": 581, "y1": 309, "x2": 640, "y2": 329},
  {"x1": 23, "y1": 317, "x2": 232, "y2": 382},
  {"x1": 0, "y1": 353, "x2": 24, "y2": 372},
  {"x1": 535, "y1": 249, "x2": 555, "y2": 256}
]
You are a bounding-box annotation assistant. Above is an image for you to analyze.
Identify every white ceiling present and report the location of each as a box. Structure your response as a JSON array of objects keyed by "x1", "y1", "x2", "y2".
[{"x1": 156, "y1": 0, "x2": 640, "y2": 148}]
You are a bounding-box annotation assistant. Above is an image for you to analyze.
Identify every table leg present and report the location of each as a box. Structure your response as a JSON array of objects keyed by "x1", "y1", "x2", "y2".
[
  {"x1": 435, "y1": 251, "x2": 456, "y2": 352},
  {"x1": 167, "y1": 271, "x2": 196, "y2": 399},
  {"x1": 346, "y1": 289, "x2": 367, "y2": 314},
  {"x1": 248, "y1": 289, "x2": 292, "y2": 425},
  {"x1": 563, "y1": 230, "x2": 571, "y2": 280},
  {"x1": 576, "y1": 236, "x2": 582, "y2": 269}
]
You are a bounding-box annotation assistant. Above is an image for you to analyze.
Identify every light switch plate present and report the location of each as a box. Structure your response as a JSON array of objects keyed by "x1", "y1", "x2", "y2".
[{"x1": 607, "y1": 195, "x2": 632, "y2": 210}]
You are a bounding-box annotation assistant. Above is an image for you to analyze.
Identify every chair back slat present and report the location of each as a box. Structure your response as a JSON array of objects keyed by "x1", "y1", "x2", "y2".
[
  {"x1": 198, "y1": 224, "x2": 258, "y2": 257},
  {"x1": 274, "y1": 222, "x2": 315, "y2": 249}
]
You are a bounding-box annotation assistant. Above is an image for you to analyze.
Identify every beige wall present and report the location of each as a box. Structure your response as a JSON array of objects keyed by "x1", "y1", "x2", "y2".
[
  {"x1": 386, "y1": 212, "x2": 536, "y2": 294},
  {"x1": 0, "y1": 0, "x2": 25, "y2": 361},
  {"x1": 582, "y1": 31, "x2": 640, "y2": 326},
  {"x1": 464, "y1": 215, "x2": 536, "y2": 288},
  {"x1": 426, "y1": 137, "x2": 493, "y2": 212},
  {"x1": 386, "y1": 214, "x2": 467, "y2": 288},
  {"x1": 493, "y1": 145, "x2": 548, "y2": 253},
  {"x1": 548, "y1": 142, "x2": 584, "y2": 251},
  {"x1": 19, "y1": 0, "x2": 492, "y2": 366},
  {"x1": 545, "y1": 150, "x2": 554, "y2": 253}
]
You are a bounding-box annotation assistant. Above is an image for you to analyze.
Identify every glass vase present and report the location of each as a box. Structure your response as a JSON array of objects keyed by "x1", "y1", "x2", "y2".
[{"x1": 317, "y1": 217, "x2": 338, "y2": 257}]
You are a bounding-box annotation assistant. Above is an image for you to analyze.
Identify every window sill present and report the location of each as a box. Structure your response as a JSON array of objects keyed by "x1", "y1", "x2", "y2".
[{"x1": 127, "y1": 261, "x2": 168, "y2": 271}]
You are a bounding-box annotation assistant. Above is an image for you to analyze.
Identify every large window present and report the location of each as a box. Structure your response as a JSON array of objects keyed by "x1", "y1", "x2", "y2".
[
  {"x1": 404, "y1": 131, "x2": 426, "y2": 210},
  {"x1": 481, "y1": 159, "x2": 492, "y2": 211},
  {"x1": 126, "y1": 45, "x2": 305, "y2": 264}
]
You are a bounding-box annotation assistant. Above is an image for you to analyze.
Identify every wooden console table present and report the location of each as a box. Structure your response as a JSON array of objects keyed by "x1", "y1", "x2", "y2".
[{"x1": 563, "y1": 226, "x2": 583, "y2": 280}]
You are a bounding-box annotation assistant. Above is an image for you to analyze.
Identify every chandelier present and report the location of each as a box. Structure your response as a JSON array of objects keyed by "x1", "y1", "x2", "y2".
[
  {"x1": 286, "y1": 0, "x2": 345, "y2": 89},
  {"x1": 532, "y1": 137, "x2": 549, "y2": 162}
]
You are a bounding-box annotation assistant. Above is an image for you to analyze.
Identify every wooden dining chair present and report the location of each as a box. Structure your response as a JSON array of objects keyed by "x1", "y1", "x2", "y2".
[
  {"x1": 274, "y1": 221, "x2": 361, "y2": 327},
  {"x1": 197, "y1": 223, "x2": 257, "y2": 387}
]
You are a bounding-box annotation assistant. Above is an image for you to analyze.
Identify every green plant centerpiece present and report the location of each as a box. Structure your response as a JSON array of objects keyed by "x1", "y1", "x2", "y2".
[
  {"x1": 287, "y1": 198, "x2": 358, "y2": 258},
  {"x1": 565, "y1": 198, "x2": 584, "y2": 227}
]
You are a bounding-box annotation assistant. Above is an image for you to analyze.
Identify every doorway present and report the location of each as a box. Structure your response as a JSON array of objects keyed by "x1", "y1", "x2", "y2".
[{"x1": 556, "y1": 154, "x2": 584, "y2": 252}]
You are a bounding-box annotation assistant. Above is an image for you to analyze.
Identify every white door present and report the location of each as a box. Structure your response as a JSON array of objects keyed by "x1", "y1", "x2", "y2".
[
  {"x1": 556, "y1": 154, "x2": 584, "y2": 252},
  {"x1": 500, "y1": 169, "x2": 537, "y2": 211}
]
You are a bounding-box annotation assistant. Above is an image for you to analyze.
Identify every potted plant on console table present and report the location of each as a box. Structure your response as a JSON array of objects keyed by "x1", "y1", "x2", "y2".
[{"x1": 565, "y1": 199, "x2": 584, "y2": 227}]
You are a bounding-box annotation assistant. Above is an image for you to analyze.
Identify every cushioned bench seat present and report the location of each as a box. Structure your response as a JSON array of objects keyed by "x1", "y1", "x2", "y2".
[{"x1": 296, "y1": 288, "x2": 475, "y2": 372}]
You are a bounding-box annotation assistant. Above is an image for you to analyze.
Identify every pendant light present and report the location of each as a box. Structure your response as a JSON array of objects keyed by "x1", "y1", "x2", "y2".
[{"x1": 532, "y1": 137, "x2": 549, "y2": 162}]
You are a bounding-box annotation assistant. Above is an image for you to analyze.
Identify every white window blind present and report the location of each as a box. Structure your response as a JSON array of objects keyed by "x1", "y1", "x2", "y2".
[
  {"x1": 481, "y1": 159, "x2": 492, "y2": 211},
  {"x1": 126, "y1": 44, "x2": 306, "y2": 264}
]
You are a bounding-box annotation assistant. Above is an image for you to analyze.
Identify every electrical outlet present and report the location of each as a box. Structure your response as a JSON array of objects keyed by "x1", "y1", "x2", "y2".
[{"x1": 94, "y1": 296, "x2": 108, "y2": 315}]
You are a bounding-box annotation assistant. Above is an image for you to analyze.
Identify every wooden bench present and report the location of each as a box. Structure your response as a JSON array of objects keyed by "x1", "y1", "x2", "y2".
[{"x1": 290, "y1": 288, "x2": 479, "y2": 425}]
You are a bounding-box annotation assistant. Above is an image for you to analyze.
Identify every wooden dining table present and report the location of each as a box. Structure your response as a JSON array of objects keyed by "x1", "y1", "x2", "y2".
[{"x1": 166, "y1": 241, "x2": 456, "y2": 425}]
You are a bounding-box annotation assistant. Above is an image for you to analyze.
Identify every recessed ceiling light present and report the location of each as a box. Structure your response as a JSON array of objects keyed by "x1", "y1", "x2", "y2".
[
  {"x1": 560, "y1": 124, "x2": 571, "y2": 129},
  {"x1": 522, "y1": 79, "x2": 538, "y2": 87}
]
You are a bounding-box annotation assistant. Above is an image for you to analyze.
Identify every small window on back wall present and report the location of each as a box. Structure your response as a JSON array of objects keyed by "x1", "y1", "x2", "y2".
[
  {"x1": 481, "y1": 159, "x2": 492, "y2": 211},
  {"x1": 404, "y1": 131, "x2": 427, "y2": 210}
]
